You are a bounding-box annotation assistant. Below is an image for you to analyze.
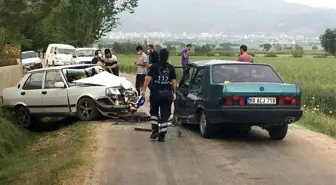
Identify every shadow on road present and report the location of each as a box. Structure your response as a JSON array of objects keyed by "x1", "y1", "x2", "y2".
[{"x1": 181, "y1": 124, "x2": 281, "y2": 144}]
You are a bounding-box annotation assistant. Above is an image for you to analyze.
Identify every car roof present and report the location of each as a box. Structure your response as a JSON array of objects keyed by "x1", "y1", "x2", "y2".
[
  {"x1": 29, "y1": 64, "x2": 97, "y2": 73},
  {"x1": 190, "y1": 60, "x2": 269, "y2": 67},
  {"x1": 48, "y1": 44, "x2": 75, "y2": 48},
  {"x1": 75, "y1": 48, "x2": 97, "y2": 50}
]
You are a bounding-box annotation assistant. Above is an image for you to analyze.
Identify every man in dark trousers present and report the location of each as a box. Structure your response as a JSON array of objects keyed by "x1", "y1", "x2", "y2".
[
  {"x1": 147, "y1": 44, "x2": 159, "y2": 91},
  {"x1": 141, "y1": 48, "x2": 177, "y2": 142}
]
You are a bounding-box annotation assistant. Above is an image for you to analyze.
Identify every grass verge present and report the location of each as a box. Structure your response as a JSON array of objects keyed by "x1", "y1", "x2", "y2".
[{"x1": 0, "y1": 107, "x2": 97, "y2": 185}]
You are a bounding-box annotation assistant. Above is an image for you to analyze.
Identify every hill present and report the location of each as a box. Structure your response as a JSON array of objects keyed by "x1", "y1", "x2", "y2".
[{"x1": 115, "y1": 0, "x2": 336, "y2": 35}]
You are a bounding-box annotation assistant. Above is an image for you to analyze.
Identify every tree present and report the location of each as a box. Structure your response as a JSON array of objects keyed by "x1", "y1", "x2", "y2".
[
  {"x1": 312, "y1": 45, "x2": 318, "y2": 50},
  {"x1": 291, "y1": 44, "x2": 304, "y2": 58},
  {"x1": 275, "y1": 44, "x2": 283, "y2": 51},
  {"x1": 0, "y1": 0, "x2": 60, "y2": 48},
  {"x1": 262, "y1": 43, "x2": 272, "y2": 51},
  {"x1": 320, "y1": 28, "x2": 336, "y2": 56}
]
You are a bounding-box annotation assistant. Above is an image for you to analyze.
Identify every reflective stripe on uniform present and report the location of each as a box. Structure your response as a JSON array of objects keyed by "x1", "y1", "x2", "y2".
[
  {"x1": 159, "y1": 122, "x2": 168, "y2": 132},
  {"x1": 150, "y1": 116, "x2": 158, "y2": 125}
]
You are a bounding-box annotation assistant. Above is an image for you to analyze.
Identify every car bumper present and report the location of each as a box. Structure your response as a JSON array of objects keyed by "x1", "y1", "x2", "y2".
[
  {"x1": 24, "y1": 63, "x2": 43, "y2": 70},
  {"x1": 205, "y1": 107, "x2": 303, "y2": 126},
  {"x1": 94, "y1": 98, "x2": 134, "y2": 115}
]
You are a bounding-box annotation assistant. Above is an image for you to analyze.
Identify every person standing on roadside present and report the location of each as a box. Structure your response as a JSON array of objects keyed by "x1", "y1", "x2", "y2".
[
  {"x1": 237, "y1": 45, "x2": 254, "y2": 63},
  {"x1": 147, "y1": 44, "x2": 159, "y2": 67},
  {"x1": 141, "y1": 48, "x2": 177, "y2": 142},
  {"x1": 181, "y1": 44, "x2": 191, "y2": 73},
  {"x1": 135, "y1": 46, "x2": 148, "y2": 96}
]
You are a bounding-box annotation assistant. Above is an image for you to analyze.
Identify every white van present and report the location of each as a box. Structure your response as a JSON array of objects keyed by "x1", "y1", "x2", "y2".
[
  {"x1": 45, "y1": 44, "x2": 75, "y2": 66},
  {"x1": 71, "y1": 48, "x2": 97, "y2": 64}
]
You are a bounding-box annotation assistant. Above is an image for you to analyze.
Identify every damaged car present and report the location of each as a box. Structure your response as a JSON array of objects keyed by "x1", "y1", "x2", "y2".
[{"x1": 1, "y1": 64, "x2": 139, "y2": 128}]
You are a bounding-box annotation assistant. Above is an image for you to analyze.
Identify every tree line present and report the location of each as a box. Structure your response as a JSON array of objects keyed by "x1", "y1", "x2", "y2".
[{"x1": 0, "y1": 0, "x2": 138, "y2": 51}]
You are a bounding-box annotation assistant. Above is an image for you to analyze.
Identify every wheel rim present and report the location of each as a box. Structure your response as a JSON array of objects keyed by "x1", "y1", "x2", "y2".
[
  {"x1": 199, "y1": 113, "x2": 207, "y2": 134},
  {"x1": 79, "y1": 100, "x2": 92, "y2": 118},
  {"x1": 18, "y1": 109, "x2": 29, "y2": 127}
]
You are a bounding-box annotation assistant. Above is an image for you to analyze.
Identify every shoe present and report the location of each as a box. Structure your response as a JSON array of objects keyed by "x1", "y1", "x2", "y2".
[
  {"x1": 158, "y1": 135, "x2": 165, "y2": 142},
  {"x1": 150, "y1": 132, "x2": 159, "y2": 139}
]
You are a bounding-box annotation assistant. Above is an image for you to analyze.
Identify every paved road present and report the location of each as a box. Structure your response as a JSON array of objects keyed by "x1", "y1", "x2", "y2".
[{"x1": 82, "y1": 74, "x2": 336, "y2": 185}]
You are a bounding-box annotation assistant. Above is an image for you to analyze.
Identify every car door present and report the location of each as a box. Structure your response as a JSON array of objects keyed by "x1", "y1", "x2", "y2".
[
  {"x1": 20, "y1": 71, "x2": 45, "y2": 113},
  {"x1": 175, "y1": 66, "x2": 197, "y2": 118},
  {"x1": 42, "y1": 70, "x2": 70, "y2": 114},
  {"x1": 186, "y1": 68, "x2": 205, "y2": 118}
]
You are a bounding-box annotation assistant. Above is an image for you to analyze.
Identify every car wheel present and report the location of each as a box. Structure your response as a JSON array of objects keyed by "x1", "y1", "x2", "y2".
[
  {"x1": 52, "y1": 61, "x2": 55, "y2": 66},
  {"x1": 199, "y1": 111, "x2": 215, "y2": 138},
  {"x1": 15, "y1": 106, "x2": 33, "y2": 128},
  {"x1": 46, "y1": 60, "x2": 49, "y2": 67},
  {"x1": 76, "y1": 97, "x2": 100, "y2": 121},
  {"x1": 268, "y1": 123, "x2": 288, "y2": 140}
]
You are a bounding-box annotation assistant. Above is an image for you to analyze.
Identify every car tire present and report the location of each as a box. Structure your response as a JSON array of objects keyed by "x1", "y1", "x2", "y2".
[
  {"x1": 76, "y1": 97, "x2": 100, "y2": 121},
  {"x1": 268, "y1": 123, "x2": 288, "y2": 140},
  {"x1": 199, "y1": 111, "x2": 215, "y2": 138},
  {"x1": 52, "y1": 60, "x2": 55, "y2": 66},
  {"x1": 15, "y1": 106, "x2": 33, "y2": 128},
  {"x1": 46, "y1": 60, "x2": 49, "y2": 67}
]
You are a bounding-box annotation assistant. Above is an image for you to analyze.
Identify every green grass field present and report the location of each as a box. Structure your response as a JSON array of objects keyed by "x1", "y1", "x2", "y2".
[{"x1": 117, "y1": 54, "x2": 336, "y2": 122}]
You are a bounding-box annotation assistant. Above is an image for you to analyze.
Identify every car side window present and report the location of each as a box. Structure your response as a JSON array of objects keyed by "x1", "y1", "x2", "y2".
[
  {"x1": 22, "y1": 72, "x2": 44, "y2": 90},
  {"x1": 180, "y1": 67, "x2": 196, "y2": 88},
  {"x1": 45, "y1": 71, "x2": 64, "y2": 89},
  {"x1": 191, "y1": 68, "x2": 204, "y2": 89}
]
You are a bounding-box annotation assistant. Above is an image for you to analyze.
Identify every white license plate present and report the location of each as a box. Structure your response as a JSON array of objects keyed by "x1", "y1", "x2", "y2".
[{"x1": 247, "y1": 97, "x2": 276, "y2": 104}]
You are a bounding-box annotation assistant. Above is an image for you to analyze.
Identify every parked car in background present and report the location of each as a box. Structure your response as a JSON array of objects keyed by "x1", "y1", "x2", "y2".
[
  {"x1": 1, "y1": 64, "x2": 138, "y2": 128},
  {"x1": 173, "y1": 60, "x2": 303, "y2": 140},
  {"x1": 45, "y1": 44, "x2": 75, "y2": 66},
  {"x1": 71, "y1": 48, "x2": 97, "y2": 64},
  {"x1": 21, "y1": 51, "x2": 42, "y2": 70}
]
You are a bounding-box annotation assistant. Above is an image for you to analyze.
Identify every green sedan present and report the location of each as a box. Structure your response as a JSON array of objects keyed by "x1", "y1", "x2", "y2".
[{"x1": 173, "y1": 60, "x2": 303, "y2": 140}]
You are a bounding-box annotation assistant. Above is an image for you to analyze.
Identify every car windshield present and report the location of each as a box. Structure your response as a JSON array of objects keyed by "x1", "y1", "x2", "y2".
[
  {"x1": 57, "y1": 48, "x2": 74, "y2": 54},
  {"x1": 212, "y1": 64, "x2": 283, "y2": 83},
  {"x1": 62, "y1": 65, "x2": 106, "y2": 86},
  {"x1": 22, "y1": 52, "x2": 37, "y2": 59},
  {"x1": 77, "y1": 49, "x2": 95, "y2": 57}
]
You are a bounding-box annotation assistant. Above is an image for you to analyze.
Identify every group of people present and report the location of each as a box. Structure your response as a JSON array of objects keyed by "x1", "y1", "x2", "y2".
[
  {"x1": 91, "y1": 49, "x2": 119, "y2": 76},
  {"x1": 90, "y1": 43, "x2": 253, "y2": 143}
]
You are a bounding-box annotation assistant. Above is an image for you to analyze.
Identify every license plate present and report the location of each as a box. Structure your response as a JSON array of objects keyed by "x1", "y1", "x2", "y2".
[{"x1": 247, "y1": 97, "x2": 276, "y2": 104}]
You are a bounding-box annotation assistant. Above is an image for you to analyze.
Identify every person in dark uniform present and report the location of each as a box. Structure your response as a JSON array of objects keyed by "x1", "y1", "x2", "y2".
[
  {"x1": 147, "y1": 44, "x2": 159, "y2": 91},
  {"x1": 141, "y1": 48, "x2": 177, "y2": 142}
]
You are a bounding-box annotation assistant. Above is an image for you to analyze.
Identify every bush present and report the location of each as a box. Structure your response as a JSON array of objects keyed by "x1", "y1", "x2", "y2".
[
  {"x1": 248, "y1": 52, "x2": 255, "y2": 57},
  {"x1": 206, "y1": 52, "x2": 215, "y2": 56},
  {"x1": 0, "y1": 58, "x2": 18, "y2": 67},
  {"x1": 264, "y1": 53, "x2": 278, "y2": 57},
  {"x1": 291, "y1": 50, "x2": 304, "y2": 58},
  {"x1": 313, "y1": 54, "x2": 329, "y2": 58}
]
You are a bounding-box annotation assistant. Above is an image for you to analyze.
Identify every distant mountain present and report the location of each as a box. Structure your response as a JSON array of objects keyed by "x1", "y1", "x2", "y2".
[{"x1": 114, "y1": 0, "x2": 336, "y2": 35}]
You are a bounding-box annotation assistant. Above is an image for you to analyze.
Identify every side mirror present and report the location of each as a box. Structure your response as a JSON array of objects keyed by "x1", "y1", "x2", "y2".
[
  {"x1": 54, "y1": 82, "x2": 66, "y2": 88},
  {"x1": 54, "y1": 51, "x2": 57, "y2": 55}
]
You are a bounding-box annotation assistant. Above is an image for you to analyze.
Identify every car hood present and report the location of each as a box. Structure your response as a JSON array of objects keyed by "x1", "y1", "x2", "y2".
[
  {"x1": 73, "y1": 71, "x2": 134, "y2": 89},
  {"x1": 22, "y1": 57, "x2": 41, "y2": 65}
]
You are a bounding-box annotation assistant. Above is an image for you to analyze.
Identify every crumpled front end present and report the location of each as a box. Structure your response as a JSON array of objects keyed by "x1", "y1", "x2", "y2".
[{"x1": 94, "y1": 87, "x2": 139, "y2": 116}]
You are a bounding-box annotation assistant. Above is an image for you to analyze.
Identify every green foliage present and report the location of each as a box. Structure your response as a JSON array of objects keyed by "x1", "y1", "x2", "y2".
[
  {"x1": 319, "y1": 28, "x2": 336, "y2": 56},
  {"x1": 262, "y1": 43, "x2": 272, "y2": 51},
  {"x1": 264, "y1": 53, "x2": 277, "y2": 57},
  {"x1": 291, "y1": 44, "x2": 304, "y2": 58},
  {"x1": 312, "y1": 45, "x2": 318, "y2": 50},
  {"x1": 0, "y1": 59, "x2": 18, "y2": 67}
]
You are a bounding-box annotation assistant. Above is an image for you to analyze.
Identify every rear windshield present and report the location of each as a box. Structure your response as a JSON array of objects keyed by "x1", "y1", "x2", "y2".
[{"x1": 212, "y1": 64, "x2": 283, "y2": 83}]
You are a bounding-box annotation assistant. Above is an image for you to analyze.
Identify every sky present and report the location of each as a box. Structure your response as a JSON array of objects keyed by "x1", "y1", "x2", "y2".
[{"x1": 284, "y1": 0, "x2": 336, "y2": 9}]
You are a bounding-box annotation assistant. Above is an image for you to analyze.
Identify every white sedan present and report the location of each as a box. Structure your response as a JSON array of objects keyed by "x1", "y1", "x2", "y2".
[
  {"x1": 1, "y1": 64, "x2": 138, "y2": 128},
  {"x1": 21, "y1": 51, "x2": 43, "y2": 70}
]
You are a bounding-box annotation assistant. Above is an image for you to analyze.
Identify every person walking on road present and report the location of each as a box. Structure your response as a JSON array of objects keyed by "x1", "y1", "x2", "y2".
[
  {"x1": 237, "y1": 45, "x2": 254, "y2": 63},
  {"x1": 141, "y1": 48, "x2": 177, "y2": 142},
  {"x1": 135, "y1": 46, "x2": 148, "y2": 96},
  {"x1": 181, "y1": 44, "x2": 191, "y2": 73}
]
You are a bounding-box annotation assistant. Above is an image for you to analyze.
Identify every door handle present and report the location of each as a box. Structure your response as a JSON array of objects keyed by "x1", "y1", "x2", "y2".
[
  {"x1": 21, "y1": 92, "x2": 25, "y2": 95},
  {"x1": 42, "y1": 91, "x2": 47, "y2": 95}
]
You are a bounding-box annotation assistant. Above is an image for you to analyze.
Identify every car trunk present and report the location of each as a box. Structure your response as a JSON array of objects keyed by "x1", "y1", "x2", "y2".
[{"x1": 220, "y1": 82, "x2": 299, "y2": 106}]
